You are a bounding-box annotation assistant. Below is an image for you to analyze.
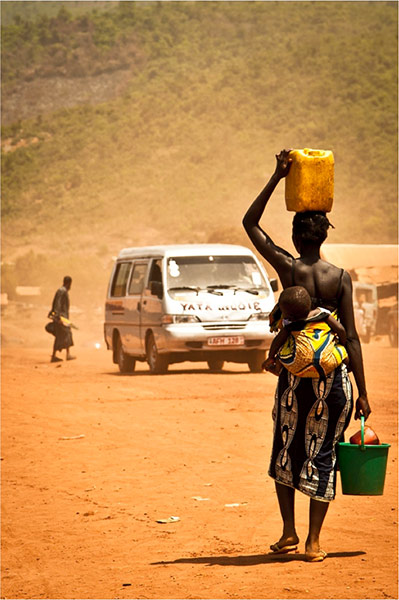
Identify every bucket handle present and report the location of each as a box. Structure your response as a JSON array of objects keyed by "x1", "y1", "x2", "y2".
[{"x1": 360, "y1": 415, "x2": 366, "y2": 451}]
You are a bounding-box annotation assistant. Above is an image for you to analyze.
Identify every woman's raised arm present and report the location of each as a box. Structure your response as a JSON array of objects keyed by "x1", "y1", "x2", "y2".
[{"x1": 242, "y1": 150, "x2": 294, "y2": 287}]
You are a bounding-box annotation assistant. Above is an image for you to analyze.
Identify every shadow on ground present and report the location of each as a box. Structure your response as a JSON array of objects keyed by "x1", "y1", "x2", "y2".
[{"x1": 152, "y1": 550, "x2": 366, "y2": 566}]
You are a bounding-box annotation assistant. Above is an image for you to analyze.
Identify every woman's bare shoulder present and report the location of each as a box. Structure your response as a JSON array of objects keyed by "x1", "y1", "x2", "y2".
[
  {"x1": 294, "y1": 259, "x2": 342, "y2": 278},
  {"x1": 315, "y1": 260, "x2": 352, "y2": 283},
  {"x1": 318, "y1": 259, "x2": 343, "y2": 273},
  {"x1": 293, "y1": 259, "x2": 348, "y2": 299}
]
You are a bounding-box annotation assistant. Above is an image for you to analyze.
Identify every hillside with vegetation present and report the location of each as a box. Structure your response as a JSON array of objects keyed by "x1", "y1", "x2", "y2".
[{"x1": 1, "y1": 1, "x2": 397, "y2": 304}]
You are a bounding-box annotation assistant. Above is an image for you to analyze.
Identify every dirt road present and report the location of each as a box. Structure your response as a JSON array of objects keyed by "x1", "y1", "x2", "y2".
[{"x1": 1, "y1": 316, "x2": 398, "y2": 599}]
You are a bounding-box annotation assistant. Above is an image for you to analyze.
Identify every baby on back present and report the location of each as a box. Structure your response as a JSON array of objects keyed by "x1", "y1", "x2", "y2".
[{"x1": 264, "y1": 286, "x2": 349, "y2": 379}]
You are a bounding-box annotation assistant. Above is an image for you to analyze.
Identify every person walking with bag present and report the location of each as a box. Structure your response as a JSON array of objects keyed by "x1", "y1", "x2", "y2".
[{"x1": 47, "y1": 276, "x2": 76, "y2": 363}]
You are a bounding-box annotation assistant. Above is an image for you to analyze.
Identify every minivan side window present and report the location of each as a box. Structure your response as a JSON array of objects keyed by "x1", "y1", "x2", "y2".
[
  {"x1": 128, "y1": 263, "x2": 148, "y2": 295},
  {"x1": 148, "y1": 260, "x2": 162, "y2": 286},
  {"x1": 111, "y1": 262, "x2": 131, "y2": 297}
]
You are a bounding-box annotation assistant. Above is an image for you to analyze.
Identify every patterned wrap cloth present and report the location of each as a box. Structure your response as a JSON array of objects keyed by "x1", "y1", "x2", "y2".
[{"x1": 269, "y1": 365, "x2": 353, "y2": 501}]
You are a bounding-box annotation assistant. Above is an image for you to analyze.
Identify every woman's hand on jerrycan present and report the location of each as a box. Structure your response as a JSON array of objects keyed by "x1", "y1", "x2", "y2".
[
  {"x1": 355, "y1": 394, "x2": 372, "y2": 421},
  {"x1": 274, "y1": 149, "x2": 292, "y2": 179}
]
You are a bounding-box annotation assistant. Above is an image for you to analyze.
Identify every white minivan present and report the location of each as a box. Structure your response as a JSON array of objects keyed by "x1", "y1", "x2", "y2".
[{"x1": 104, "y1": 244, "x2": 277, "y2": 374}]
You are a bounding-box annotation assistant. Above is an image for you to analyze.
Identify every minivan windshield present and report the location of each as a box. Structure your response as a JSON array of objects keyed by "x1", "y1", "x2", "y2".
[{"x1": 167, "y1": 255, "x2": 270, "y2": 295}]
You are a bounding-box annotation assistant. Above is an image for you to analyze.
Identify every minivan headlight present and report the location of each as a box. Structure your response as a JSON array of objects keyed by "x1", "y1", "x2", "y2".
[
  {"x1": 162, "y1": 314, "x2": 201, "y2": 324},
  {"x1": 248, "y1": 312, "x2": 270, "y2": 321}
]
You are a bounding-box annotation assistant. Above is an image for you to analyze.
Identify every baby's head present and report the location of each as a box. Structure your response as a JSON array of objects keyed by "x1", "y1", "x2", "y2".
[{"x1": 279, "y1": 286, "x2": 311, "y2": 321}]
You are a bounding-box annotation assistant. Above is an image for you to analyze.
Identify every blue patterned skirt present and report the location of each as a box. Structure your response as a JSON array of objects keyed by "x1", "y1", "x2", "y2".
[{"x1": 268, "y1": 364, "x2": 353, "y2": 502}]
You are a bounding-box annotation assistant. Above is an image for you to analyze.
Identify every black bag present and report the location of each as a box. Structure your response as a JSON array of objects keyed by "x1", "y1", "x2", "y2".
[{"x1": 45, "y1": 321, "x2": 56, "y2": 336}]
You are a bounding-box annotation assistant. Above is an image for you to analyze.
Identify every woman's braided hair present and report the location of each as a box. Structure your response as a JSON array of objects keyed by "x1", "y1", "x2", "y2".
[{"x1": 292, "y1": 211, "x2": 334, "y2": 245}]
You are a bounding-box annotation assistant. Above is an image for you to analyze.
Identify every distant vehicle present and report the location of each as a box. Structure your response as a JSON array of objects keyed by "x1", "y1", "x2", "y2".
[
  {"x1": 104, "y1": 244, "x2": 278, "y2": 374},
  {"x1": 353, "y1": 280, "x2": 398, "y2": 345},
  {"x1": 353, "y1": 282, "x2": 378, "y2": 343},
  {"x1": 377, "y1": 281, "x2": 398, "y2": 347}
]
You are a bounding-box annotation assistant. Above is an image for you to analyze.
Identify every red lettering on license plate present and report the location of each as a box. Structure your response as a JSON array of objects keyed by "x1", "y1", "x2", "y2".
[{"x1": 207, "y1": 336, "x2": 244, "y2": 346}]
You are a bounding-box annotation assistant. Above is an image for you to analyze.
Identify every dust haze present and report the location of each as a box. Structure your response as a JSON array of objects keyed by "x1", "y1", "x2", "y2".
[{"x1": 1, "y1": 1, "x2": 397, "y2": 351}]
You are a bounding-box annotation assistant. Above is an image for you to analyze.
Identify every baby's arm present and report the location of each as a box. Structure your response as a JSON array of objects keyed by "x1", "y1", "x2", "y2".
[
  {"x1": 268, "y1": 327, "x2": 290, "y2": 358},
  {"x1": 263, "y1": 327, "x2": 288, "y2": 374},
  {"x1": 326, "y1": 315, "x2": 347, "y2": 345}
]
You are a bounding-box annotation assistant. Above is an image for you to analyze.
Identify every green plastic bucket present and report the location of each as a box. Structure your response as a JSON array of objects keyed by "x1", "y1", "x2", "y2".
[{"x1": 337, "y1": 417, "x2": 390, "y2": 495}]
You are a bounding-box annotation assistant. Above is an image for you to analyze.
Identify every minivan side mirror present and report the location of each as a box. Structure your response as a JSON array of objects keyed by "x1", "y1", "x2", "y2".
[
  {"x1": 150, "y1": 281, "x2": 163, "y2": 299},
  {"x1": 270, "y1": 278, "x2": 278, "y2": 292}
]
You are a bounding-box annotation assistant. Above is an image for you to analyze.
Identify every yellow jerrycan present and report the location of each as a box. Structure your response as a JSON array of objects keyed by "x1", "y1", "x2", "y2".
[{"x1": 285, "y1": 148, "x2": 334, "y2": 213}]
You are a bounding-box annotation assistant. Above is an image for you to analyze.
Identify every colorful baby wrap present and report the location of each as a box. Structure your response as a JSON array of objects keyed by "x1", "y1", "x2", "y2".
[{"x1": 277, "y1": 309, "x2": 348, "y2": 379}]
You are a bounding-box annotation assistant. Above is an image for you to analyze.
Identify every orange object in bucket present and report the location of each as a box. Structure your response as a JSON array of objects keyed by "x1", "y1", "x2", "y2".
[
  {"x1": 285, "y1": 148, "x2": 334, "y2": 213},
  {"x1": 349, "y1": 424, "x2": 380, "y2": 446}
]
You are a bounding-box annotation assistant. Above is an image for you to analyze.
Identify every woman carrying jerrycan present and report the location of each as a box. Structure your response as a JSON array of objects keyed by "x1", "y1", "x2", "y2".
[{"x1": 243, "y1": 149, "x2": 372, "y2": 562}]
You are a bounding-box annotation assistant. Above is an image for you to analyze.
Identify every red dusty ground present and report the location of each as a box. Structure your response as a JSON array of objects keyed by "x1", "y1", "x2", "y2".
[{"x1": 1, "y1": 316, "x2": 398, "y2": 600}]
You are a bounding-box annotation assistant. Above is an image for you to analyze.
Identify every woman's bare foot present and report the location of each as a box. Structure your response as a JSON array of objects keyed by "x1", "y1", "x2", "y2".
[
  {"x1": 305, "y1": 536, "x2": 327, "y2": 561},
  {"x1": 305, "y1": 549, "x2": 327, "y2": 562}
]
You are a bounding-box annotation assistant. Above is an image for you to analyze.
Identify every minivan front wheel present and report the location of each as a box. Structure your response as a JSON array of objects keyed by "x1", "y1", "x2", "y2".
[
  {"x1": 207, "y1": 358, "x2": 224, "y2": 372},
  {"x1": 248, "y1": 350, "x2": 265, "y2": 373},
  {"x1": 116, "y1": 335, "x2": 136, "y2": 374},
  {"x1": 146, "y1": 333, "x2": 168, "y2": 374}
]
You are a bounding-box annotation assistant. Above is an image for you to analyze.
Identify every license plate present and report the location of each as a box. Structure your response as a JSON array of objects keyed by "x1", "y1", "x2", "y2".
[{"x1": 207, "y1": 336, "x2": 245, "y2": 346}]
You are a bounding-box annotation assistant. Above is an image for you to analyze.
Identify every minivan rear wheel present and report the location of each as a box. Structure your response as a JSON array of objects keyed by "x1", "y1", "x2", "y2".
[
  {"x1": 248, "y1": 350, "x2": 265, "y2": 373},
  {"x1": 116, "y1": 335, "x2": 136, "y2": 374},
  {"x1": 146, "y1": 332, "x2": 168, "y2": 374}
]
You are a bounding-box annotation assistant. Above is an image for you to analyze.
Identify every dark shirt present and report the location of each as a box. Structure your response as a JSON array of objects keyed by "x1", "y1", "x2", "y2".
[{"x1": 49, "y1": 286, "x2": 70, "y2": 319}]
